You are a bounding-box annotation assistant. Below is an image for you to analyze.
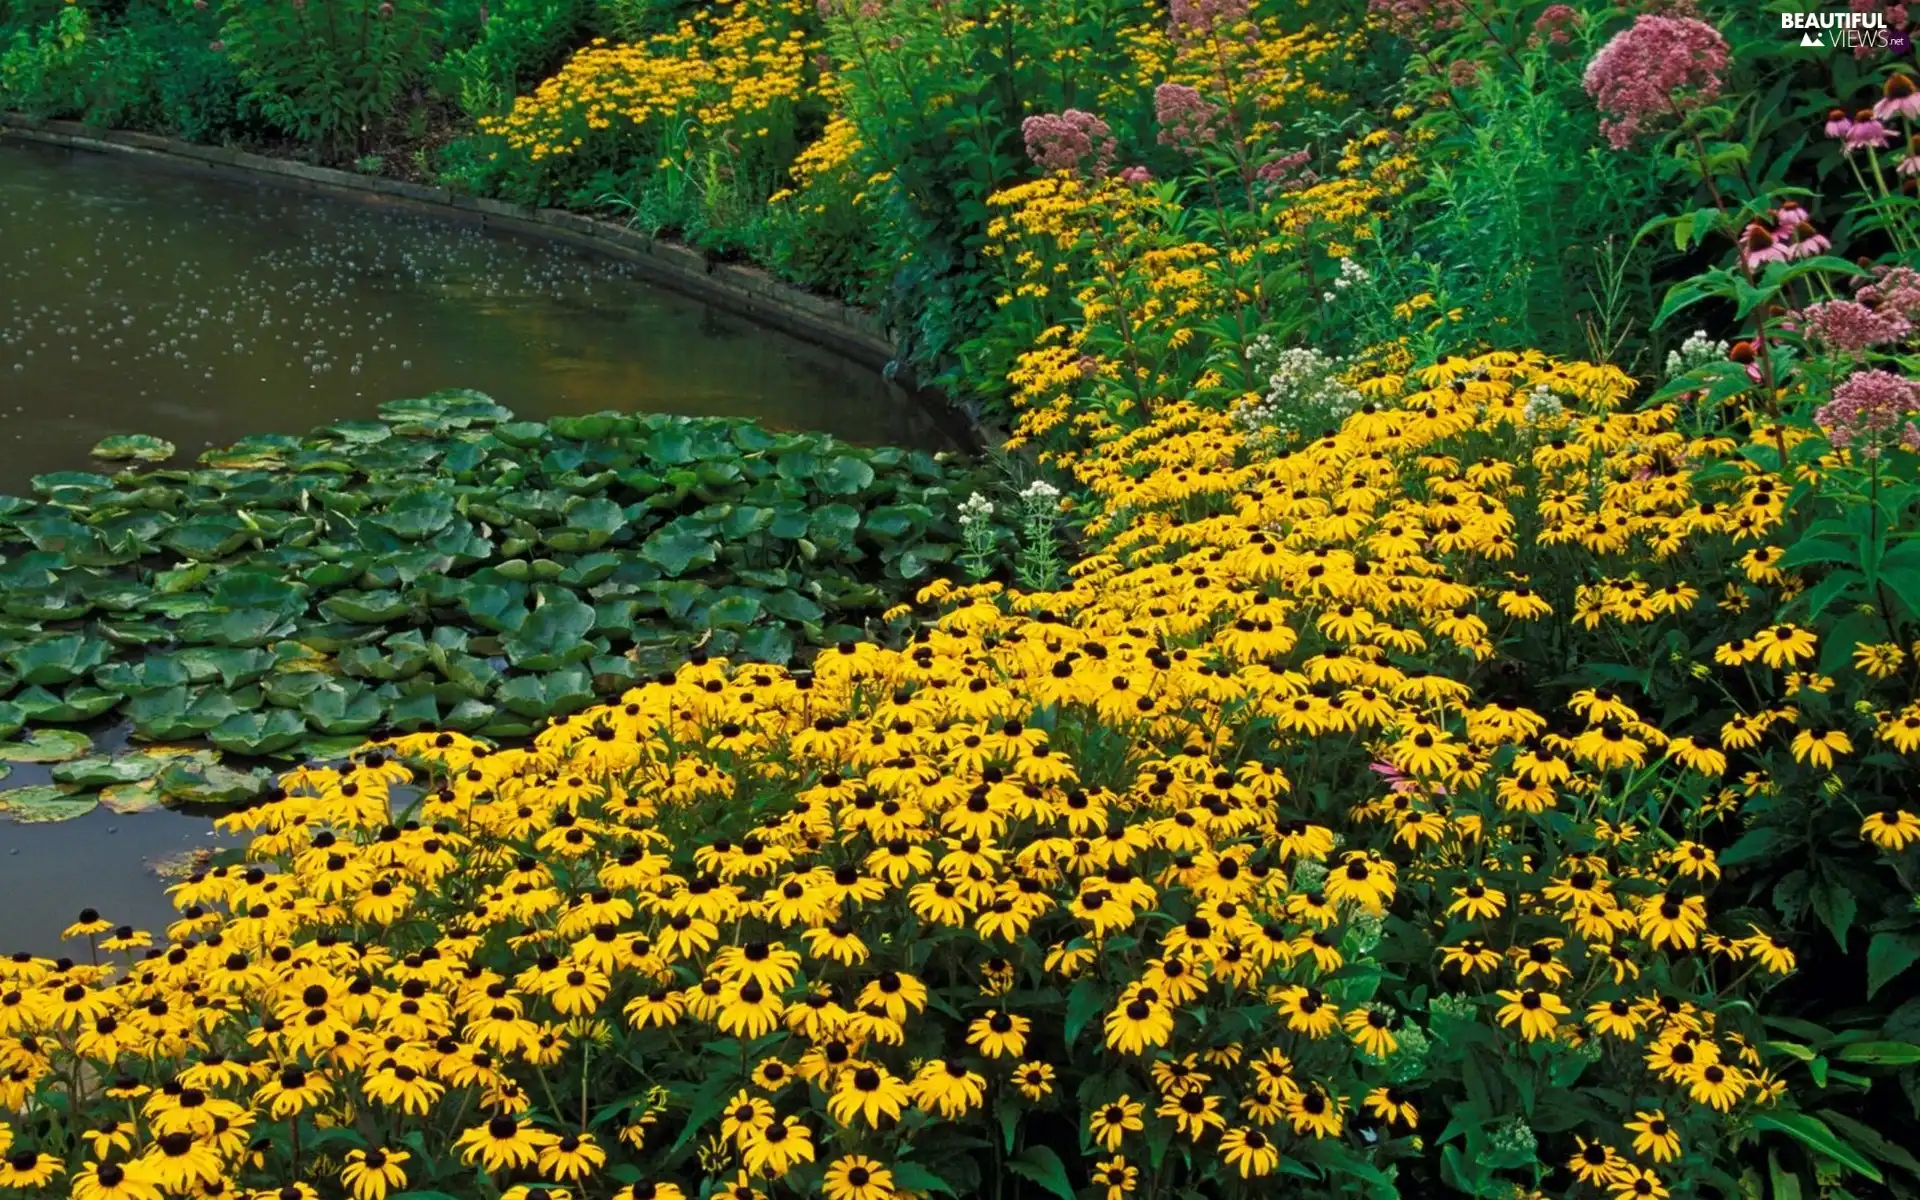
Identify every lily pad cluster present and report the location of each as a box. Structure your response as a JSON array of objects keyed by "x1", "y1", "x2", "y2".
[
  {"x1": 0, "y1": 391, "x2": 990, "y2": 770},
  {"x1": 0, "y1": 733, "x2": 268, "y2": 822}
]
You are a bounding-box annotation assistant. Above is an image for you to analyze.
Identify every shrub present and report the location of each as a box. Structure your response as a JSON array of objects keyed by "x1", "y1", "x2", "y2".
[{"x1": 214, "y1": 0, "x2": 442, "y2": 151}]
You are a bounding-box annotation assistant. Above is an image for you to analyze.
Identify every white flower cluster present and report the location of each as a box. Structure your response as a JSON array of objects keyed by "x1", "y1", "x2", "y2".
[
  {"x1": 1487, "y1": 1117, "x2": 1538, "y2": 1159},
  {"x1": 1019, "y1": 479, "x2": 1060, "y2": 504},
  {"x1": 958, "y1": 492, "x2": 995, "y2": 530},
  {"x1": 1522, "y1": 384, "x2": 1565, "y2": 424},
  {"x1": 1665, "y1": 328, "x2": 1728, "y2": 380},
  {"x1": 1235, "y1": 337, "x2": 1363, "y2": 442},
  {"x1": 1321, "y1": 255, "x2": 1371, "y2": 303}
]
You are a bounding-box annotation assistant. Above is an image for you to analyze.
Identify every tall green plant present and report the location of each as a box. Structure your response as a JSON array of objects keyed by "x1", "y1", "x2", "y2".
[{"x1": 216, "y1": 0, "x2": 439, "y2": 150}]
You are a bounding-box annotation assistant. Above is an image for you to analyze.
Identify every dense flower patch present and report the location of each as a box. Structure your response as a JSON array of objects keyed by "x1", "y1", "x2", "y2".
[{"x1": 5, "y1": 348, "x2": 1918, "y2": 1199}]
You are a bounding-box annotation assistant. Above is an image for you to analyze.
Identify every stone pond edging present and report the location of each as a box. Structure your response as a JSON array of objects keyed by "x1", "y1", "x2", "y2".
[{"x1": 2, "y1": 113, "x2": 995, "y2": 449}]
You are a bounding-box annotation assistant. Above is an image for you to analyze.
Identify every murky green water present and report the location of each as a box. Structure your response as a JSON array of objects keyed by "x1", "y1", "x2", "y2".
[
  {"x1": 0, "y1": 139, "x2": 947, "y2": 493},
  {"x1": 0, "y1": 138, "x2": 948, "y2": 954}
]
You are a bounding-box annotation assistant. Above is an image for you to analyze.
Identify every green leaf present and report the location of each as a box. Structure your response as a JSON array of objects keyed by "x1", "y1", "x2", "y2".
[
  {"x1": 1866, "y1": 932, "x2": 1920, "y2": 1000},
  {"x1": 299, "y1": 684, "x2": 386, "y2": 735},
  {"x1": 891, "y1": 1163, "x2": 957, "y2": 1196},
  {"x1": 639, "y1": 531, "x2": 717, "y2": 577},
  {"x1": 51, "y1": 755, "x2": 166, "y2": 787},
  {"x1": 1833, "y1": 1039, "x2": 1920, "y2": 1065},
  {"x1": 501, "y1": 600, "x2": 598, "y2": 670},
  {"x1": 1809, "y1": 878, "x2": 1856, "y2": 950},
  {"x1": 6, "y1": 633, "x2": 111, "y2": 685},
  {"x1": 209, "y1": 709, "x2": 309, "y2": 755},
  {"x1": 319, "y1": 590, "x2": 416, "y2": 625},
  {"x1": 99, "y1": 778, "x2": 163, "y2": 814},
  {"x1": 815, "y1": 455, "x2": 876, "y2": 496},
  {"x1": 1752, "y1": 1111, "x2": 1882, "y2": 1182},
  {"x1": 1006, "y1": 1146, "x2": 1075, "y2": 1200},
  {"x1": 156, "y1": 759, "x2": 272, "y2": 805},
  {"x1": 0, "y1": 728, "x2": 93, "y2": 763},
  {"x1": 0, "y1": 783, "x2": 98, "y2": 824},
  {"x1": 91, "y1": 433, "x2": 177, "y2": 462},
  {"x1": 1065, "y1": 976, "x2": 1107, "y2": 1049}
]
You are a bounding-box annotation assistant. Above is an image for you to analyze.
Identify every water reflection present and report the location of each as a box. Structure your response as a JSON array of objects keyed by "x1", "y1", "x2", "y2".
[
  {"x1": 0, "y1": 137, "x2": 950, "y2": 952},
  {"x1": 0, "y1": 139, "x2": 946, "y2": 495}
]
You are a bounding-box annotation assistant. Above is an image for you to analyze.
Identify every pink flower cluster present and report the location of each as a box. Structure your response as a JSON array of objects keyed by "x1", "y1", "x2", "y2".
[
  {"x1": 1154, "y1": 84, "x2": 1221, "y2": 153},
  {"x1": 1366, "y1": 0, "x2": 1462, "y2": 38},
  {"x1": 1859, "y1": 265, "x2": 1920, "y2": 321},
  {"x1": 1581, "y1": 15, "x2": 1729, "y2": 149},
  {"x1": 1169, "y1": 0, "x2": 1251, "y2": 44},
  {"x1": 1815, "y1": 368, "x2": 1920, "y2": 456},
  {"x1": 1255, "y1": 149, "x2": 1317, "y2": 194},
  {"x1": 1802, "y1": 299, "x2": 1913, "y2": 351},
  {"x1": 1021, "y1": 110, "x2": 1116, "y2": 177},
  {"x1": 1530, "y1": 3, "x2": 1580, "y2": 45}
]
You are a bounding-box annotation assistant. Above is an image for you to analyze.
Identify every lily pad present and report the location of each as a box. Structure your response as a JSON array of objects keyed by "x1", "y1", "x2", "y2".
[
  {"x1": 91, "y1": 433, "x2": 177, "y2": 462},
  {"x1": 0, "y1": 727, "x2": 93, "y2": 763},
  {"x1": 156, "y1": 759, "x2": 273, "y2": 806},
  {"x1": 51, "y1": 754, "x2": 168, "y2": 787},
  {"x1": 1, "y1": 784, "x2": 99, "y2": 823},
  {"x1": 208, "y1": 709, "x2": 309, "y2": 756},
  {"x1": 99, "y1": 779, "x2": 164, "y2": 814}
]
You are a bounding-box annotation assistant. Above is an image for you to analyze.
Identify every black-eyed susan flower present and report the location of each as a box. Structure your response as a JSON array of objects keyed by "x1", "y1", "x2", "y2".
[
  {"x1": 0, "y1": 1150, "x2": 63, "y2": 1190},
  {"x1": 740, "y1": 1116, "x2": 815, "y2": 1177},
  {"x1": 825, "y1": 1066, "x2": 910, "y2": 1128},
  {"x1": 1861, "y1": 808, "x2": 1920, "y2": 851},
  {"x1": 1217, "y1": 1126, "x2": 1280, "y2": 1176},
  {"x1": 1284, "y1": 1085, "x2": 1345, "y2": 1139},
  {"x1": 1620, "y1": 1105, "x2": 1681, "y2": 1167},
  {"x1": 537, "y1": 1133, "x2": 606, "y2": 1183},
  {"x1": 1011, "y1": 1060, "x2": 1055, "y2": 1100},
  {"x1": 1609, "y1": 1164, "x2": 1670, "y2": 1199},
  {"x1": 455, "y1": 1116, "x2": 554, "y2": 1173},
  {"x1": 71, "y1": 1160, "x2": 162, "y2": 1200},
  {"x1": 1090, "y1": 1156, "x2": 1136, "y2": 1200},
  {"x1": 1495, "y1": 988, "x2": 1569, "y2": 1040},
  {"x1": 822, "y1": 1154, "x2": 894, "y2": 1200},
  {"x1": 1567, "y1": 1138, "x2": 1628, "y2": 1186},
  {"x1": 909, "y1": 1060, "x2": 986, "y2": 1119},
  {"x1": 340, "y1": 1148, "x2": 410, "y2": 1200},
  {"x1": 1088, "y1": 1095, "x2": 1145, "y2": 1152},
  {"x1": 965, "y1": 1010, "x2": 1030, "y2": 1058},
  {"x1": 1790, "y1": 726, "x2": 1852, "y2": 769},
  {"x1": 1362, "y1": 1085, "x2": 1417, "y2": 1129}
]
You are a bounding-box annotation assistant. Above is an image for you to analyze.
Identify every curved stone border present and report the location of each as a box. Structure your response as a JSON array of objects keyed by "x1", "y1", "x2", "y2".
[{"x1": 1, "y1": 113, "x2": 993, "y2": 448}]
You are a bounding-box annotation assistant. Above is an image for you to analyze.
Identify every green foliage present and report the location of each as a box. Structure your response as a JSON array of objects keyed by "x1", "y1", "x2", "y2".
[
  {"x1": 214, "y1": 0, "x2": 441, "y2": 150},
  {"x1": 0, "y1": 391, "x2": 1002, "y2": 776}
]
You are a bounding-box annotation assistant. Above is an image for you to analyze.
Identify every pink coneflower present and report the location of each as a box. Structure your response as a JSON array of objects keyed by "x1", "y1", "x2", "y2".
[
  {"x1": 1787, "y1": 220, "x2": 1831, "y2": 258},
  {"x1": 1739, "y1": 222, "x2": 1788, "y2": 269},
  {"x1": 1826, "y1": 108, "x2": 1855, "y2": 139},
  {"x1": 1875, "y1": 72, "x2": 1920, "y2": 121},
  {"x1": 1773, "y1": 202, "x2": 1809, "y2": 228},
  {"x1": 1730, "y1": 340, "x2": 1764, "y2": 384},
  {"x1": 1117, "y1": 165, "x2": 1154, "y2": 184},
  {"x1": 1845, "y1": 109, "x2": 1893, "y2": 151},
  {"x1": 1899, "y1": 135, "x2": 1920, "y2": 175}
]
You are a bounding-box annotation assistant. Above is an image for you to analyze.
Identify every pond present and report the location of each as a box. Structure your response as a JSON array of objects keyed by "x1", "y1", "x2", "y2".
[
  {"x1": 0, "y1": 138, "x2": 951, "y2": 956},
  {"x1": 0, "y1": 138, "x2": 950, "y2": 492}
]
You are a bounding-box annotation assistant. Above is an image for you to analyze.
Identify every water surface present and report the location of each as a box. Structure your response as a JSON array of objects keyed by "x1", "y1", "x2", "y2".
[
  {"x1": 0, "y1": 137, "x2": 946, "y2": 953},
  {"x1": 0, "y1": 138, "x2": 945, "y2": 495}
]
